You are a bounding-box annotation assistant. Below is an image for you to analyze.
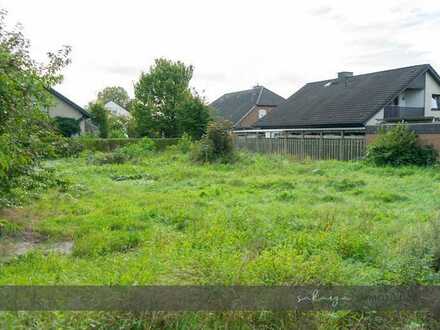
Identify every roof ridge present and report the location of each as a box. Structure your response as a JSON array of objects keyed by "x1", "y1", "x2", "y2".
[
  {"x1": 105, "y1": 100, "x2": 128, "y2": 109},
  {"x1": 256, "y1": 86, "x2": 264, "y2": 104},
  {"x1": 48, "y1": 87, "x2": 90, "y2": 118},
  {"x1": 308, "y1": 64, "x2": 429, "y2": 85}
]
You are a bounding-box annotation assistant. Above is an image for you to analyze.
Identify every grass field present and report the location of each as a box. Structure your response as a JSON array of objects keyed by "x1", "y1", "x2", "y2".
[{"x1": 1, "y1": 149, "x2": 440, "y2": 328}]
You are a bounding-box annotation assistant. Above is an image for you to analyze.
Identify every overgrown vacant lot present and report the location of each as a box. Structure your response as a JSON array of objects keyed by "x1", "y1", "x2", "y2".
[
  {"x1": 2, "y1": 151, "x2": 440, "y2": 284},
  {"x1": 1, "y1": 150, "x2": 440, "y2": 327}
]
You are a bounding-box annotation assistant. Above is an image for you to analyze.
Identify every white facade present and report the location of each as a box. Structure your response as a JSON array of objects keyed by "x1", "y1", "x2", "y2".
[
  {"x1": 366, "y1": 71, "x2": 440, "y2": 126},
  {"x1": 400, "y1": 89, "x2": 424, "y2": 107},
  {"x1": 365, "y1": 108, "x2": 385, "y2": 126},
  {"x1": 47, "y1": 93, "x2": 88, "y2": 134},
  {"x1": 104, "y1": 101, "x2": 131, "y2": 118},
  {"x1": 425, "y1": 73, "x2": 440, "y2": 118}
]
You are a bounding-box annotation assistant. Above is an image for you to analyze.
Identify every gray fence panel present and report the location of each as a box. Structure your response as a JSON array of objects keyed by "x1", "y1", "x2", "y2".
[{"x1": 234, "y1": 136, "x2": 366, "y2": 161}]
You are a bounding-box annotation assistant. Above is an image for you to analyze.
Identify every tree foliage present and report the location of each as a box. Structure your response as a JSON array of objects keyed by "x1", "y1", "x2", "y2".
[
  {"x1": 191, "y1": 120, "x2": 235, "y2": 163},
  {"x1": 177, "y1": 92, "x2": 211, "y2": 140},
  {"x1": 108, "y1": 116, "x2": 128, "y2": 138},
  {"x1": 366, "y1": 124, "x2": 438, "y2": 166},
  {"x1": 97, "y1": 86, "x2": 130, "y2": 108},
  {"x1": 133, "y1": 58, "x2": 210, "y2": 138},
  {"x1": 89, "y1": 102, "x2": 109, "y2": 138},
  {"x1": 0, "y1": 9, "x2": 71, "y2": 201},
  {"x1": 53, "y1": 117, "x2": 80, "y2": 137}
]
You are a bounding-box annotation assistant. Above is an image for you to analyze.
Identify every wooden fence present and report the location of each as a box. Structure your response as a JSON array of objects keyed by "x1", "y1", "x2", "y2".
[{"x1": 234, "y1": 136, "x2": 367, "y2": 161}]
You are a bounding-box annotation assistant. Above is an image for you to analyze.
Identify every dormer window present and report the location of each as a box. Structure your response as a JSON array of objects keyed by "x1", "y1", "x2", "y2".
[
  {"x1": 432, "y1": 95, "x2": 440, "y2": 110},
  {"x1": 258, "y1": 109, "x2": 267, "y2": 119}
]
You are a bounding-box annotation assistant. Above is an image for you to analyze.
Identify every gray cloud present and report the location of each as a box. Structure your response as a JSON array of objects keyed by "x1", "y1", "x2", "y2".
[
  {"x1": 344, "y1": 43, "x2": 430, "y2": 68},
  {"x1": 339, "y1": 8, "x2": 440, "y2": 33}
]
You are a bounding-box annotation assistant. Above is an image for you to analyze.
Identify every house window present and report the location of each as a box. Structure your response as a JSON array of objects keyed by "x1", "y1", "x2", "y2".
[
  {"x1": 432, "y1": 95, "x2": 440, "y2": 110},
  {"x1": 258, "y1": 109, "x2": 267, "y2": 119},
  {"x1": 392, "y1": 97, "x2": 399, "y2": 106}
]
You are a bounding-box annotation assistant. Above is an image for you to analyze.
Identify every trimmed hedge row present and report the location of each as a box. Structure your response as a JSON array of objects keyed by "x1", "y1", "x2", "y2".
[{"x1": 78, "y1": 138, "x2": 180, "y2": 152}]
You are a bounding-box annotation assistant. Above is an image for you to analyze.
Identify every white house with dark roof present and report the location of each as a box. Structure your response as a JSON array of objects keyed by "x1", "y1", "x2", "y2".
[
  {"x1": 242, "y1": 64, "x2": 440, "y2": 138},
  {"x1": 46, "y1": 88, "x2": 91, "y2": 135},
  {"x1": 210, "y1": 85, "x2": 285, "y2": 128},
  {"x1": 104, "y1": 101, "x2": 131, "y2": 118}
]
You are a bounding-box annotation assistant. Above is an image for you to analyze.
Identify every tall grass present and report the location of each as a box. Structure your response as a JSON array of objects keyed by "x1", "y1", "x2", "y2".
[{"x1": 1, "y1": 150, "x2": 440, "y2": 328}]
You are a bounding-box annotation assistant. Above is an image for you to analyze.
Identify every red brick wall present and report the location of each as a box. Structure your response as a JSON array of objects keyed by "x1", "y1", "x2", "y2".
[
  {"x1": 366, "y1": 133, "x2": 440, "y2": 152},
  {"x1": 236, "y1": 106, "x2": 277, "y2": 128}
]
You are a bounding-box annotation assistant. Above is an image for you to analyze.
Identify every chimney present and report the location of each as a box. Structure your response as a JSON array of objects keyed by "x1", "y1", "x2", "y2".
[{"x1": 338, "y1": 71, "x2": 353, "y2": 79}]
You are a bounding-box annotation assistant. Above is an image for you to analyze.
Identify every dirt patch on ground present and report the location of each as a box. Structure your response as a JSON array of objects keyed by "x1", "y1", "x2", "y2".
[
  {"x1": 0, "y1": 207, "x2": 73, "y2": 262},
  {"x1": 0, "y1": 240, "x2": 73, "y2": 263}
]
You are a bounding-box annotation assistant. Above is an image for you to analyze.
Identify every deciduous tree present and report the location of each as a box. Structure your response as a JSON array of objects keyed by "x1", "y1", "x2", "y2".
[
  {"x1": 97, "y1": 86, "x2": 130, "y2": 108},
  {"x1": 133, "y1": 58, "x2": 193, "y2": 137},
  {"x1": 89, "y1": 102, "x2": 109, "y2": 138},
  {"x1": 0, "y1": 9, "x2": 71, "y2": 199}
]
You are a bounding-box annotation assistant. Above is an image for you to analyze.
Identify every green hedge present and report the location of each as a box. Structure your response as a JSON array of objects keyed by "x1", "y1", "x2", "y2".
[{"x1": 78, "y1": 138, "x2": 179, "y2": 152}]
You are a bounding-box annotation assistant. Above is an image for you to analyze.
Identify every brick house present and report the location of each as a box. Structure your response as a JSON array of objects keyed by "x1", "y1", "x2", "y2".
[{"x1": 210, "y1": 85, "x2": 285, "y2": 129}]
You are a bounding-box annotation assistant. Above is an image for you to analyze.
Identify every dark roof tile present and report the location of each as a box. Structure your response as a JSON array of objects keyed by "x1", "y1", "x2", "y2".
[
  {"x1": 257, "y1": 64, "x2": 438, "y2": 128},
  {"x1": 210, "y1": 86, "x2": 285, "y2": 125}
]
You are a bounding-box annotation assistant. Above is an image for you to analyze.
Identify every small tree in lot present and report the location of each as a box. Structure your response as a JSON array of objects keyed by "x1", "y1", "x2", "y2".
[
  {"x1": 89, "y1": 102, "x2": 109, "y2": 138},
  {"x1": 191, "y1": 120, "x2": 235, "y2": 163},
  {"x1": 366, "y1": 124, "x2": 438, "y2": 166},
  {"x1": 97, "y1": 86, "x2": 130, "y2": 108},
  {"x1": 177, "y1": 92, "x2": 211, "y2": 140},
  {"x1": 133, "y1": 58, "x2": 211, "y2": 139},
  {"x1": 0, "y1": 9, "x2": 71, "y2": 203}
]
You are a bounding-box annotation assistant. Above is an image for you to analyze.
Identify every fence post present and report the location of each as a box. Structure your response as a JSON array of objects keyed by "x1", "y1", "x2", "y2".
[
  {"x1": 339, "y1": 131, "x2": 345, "y2": 160},
  {"x1": 319, "y1": 132, "x2": 323, "y2": 160},
  {"x1": 300, "y1": 131, "x2": 305, "y2": 160}
]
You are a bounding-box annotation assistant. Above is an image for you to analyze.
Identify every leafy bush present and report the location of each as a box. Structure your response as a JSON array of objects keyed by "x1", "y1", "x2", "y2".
[
  {"x1": 47, "y1": 138, "x2": 84, "y2": 158},
  {"x1": 0, "y1": 10, "x2": 71, "y2": 205},
  {"x1": 93, "y1": 151, "x2": 129, "y2": 165},
  {"x1": 53, "y1": 117, "x2": 81, "y2": 137},
  {"x1": 176, "y1": 133, "x2": 193, "y2": 153},
  {"x1": 366, "y1": 124, "x2": 438, "y2": 166},
  {"x1": 108, "y1": 116, "x2": 128, "y2": 138},
  {"x1": 89, "y1": 102, "x2": 109, "y2": 138},
  {"x1": 191, "y1": 120, "x2": 235, "y2": 163},
  {"x1": 0, "y1": 166, "x2": 70, "y2": 208},
  {"x1": 117, "y1": 137, "x2": 155, "y2": 158}
]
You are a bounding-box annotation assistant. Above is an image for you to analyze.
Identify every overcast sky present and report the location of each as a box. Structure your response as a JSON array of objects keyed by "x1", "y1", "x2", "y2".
[{"x1": 2, "y1": 0, "x2": 440, "y2": 106}]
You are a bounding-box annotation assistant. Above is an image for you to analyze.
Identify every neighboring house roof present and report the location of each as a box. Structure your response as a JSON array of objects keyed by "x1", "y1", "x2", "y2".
[
  {"x1": 257, "y1": 64, "x2": 440, "y2": 129},
  {"x1": 104, "y1": 101, "x2": 131, "y2": 117},
  {"x1": 48, "y1": 88, "x2": 90, "y2": 118},
  {"x1": 210, "y1": 86, "x2": 285, "y2": 125}
]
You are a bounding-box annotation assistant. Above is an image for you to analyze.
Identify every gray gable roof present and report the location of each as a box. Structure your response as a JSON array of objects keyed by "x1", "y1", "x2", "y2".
[
  {"x1": 49, "y1": 88, "x2": 90, "y2": 118},
  {"x1": 210, "y1": 86, "x2": 285, "y2": 125},
  {"x1": 257, "y1": 64, "x2": 440, "y2": 129}
]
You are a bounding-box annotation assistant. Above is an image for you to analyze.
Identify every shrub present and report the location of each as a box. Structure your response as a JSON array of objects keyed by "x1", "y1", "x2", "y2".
[
  {"x1": 93, "y1": 151, "x2": 129, "y2": 165},
  {"x1": 53, "y1": 117, "x2": 81, "y2": 137},
  {"x1": 117, "y1": 137, "x2": 155, "y2": 158},
  {"x1": 47, "y1": 138, "x2": 84, "y2": 158},
  {"x1": 0, "y1": 10, "x2": 71, "y2": 205},
  {"x1": 88, "y1": 102, "x2": 109, "y2": 138},
  {"x1": 176, "y1": 133, "x2": 193, "y2": 153},
  {"x1": 366, "y1": 124, "x2": 438, "y2": 166},
  {"x1": 191, "y1": 120, "x2": 235, "y2": 163}
]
